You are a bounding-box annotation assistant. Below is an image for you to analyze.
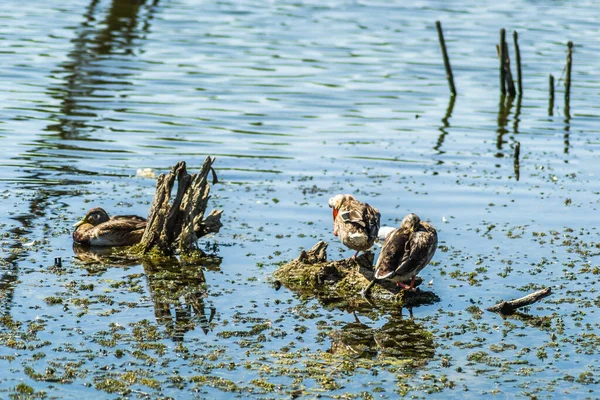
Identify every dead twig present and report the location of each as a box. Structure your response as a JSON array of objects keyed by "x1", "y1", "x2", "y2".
[{"x1": 486, "y1": 287, "x2": 552, "y2": 315}]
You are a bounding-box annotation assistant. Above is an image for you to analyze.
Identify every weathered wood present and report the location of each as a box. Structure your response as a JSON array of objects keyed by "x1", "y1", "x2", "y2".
[
  {"x1": 298, "y1": 241, "x2": 328, "y2": 264},
  {"x1": 139, "y1": 157, "x2": 222, "y2": 255},
  {"x1": 486, "y1": 287, "x2": 552, "y2": 315},
  {"x1": 502, "y1": 39, "x2": 516, "y2": 97},
  {"x1": 179, "y1": 157, "x2": 223, "y2": 252},
  {"x1": 565, "y1": 41, "x2": 573, "y2": 106},
  {"x1": 499, "y1": 30, "x2": 507, "y2": 96},
  {"x1": 513, "y1": 31, "x2": 522, "y2": 95},
  {"x1": 498, "y1": 29, "x2": 516, "y2": 97},
  {"x1": 141, "y1": 170, "x2": 177, "y2": 253},
  {"x1": 436, "y1": 21, "x2": 457, "y2": 97},
  {"x1": 549, "y1": 74, "x2": 555, "y2": 116}
]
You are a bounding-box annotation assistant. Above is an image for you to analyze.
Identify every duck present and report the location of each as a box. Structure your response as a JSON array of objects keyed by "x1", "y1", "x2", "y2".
[
  {"x1": 361, "y1": 213, "x2": 437, "y2": 296},
  {"x1": 328, "y1": 194, "x2": 381, "y2": 259},
  {"x1": 72, "y1": 207, "x2": 147, "y2": 246}
]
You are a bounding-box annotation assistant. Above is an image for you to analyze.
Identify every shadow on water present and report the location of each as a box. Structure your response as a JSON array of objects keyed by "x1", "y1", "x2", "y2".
[
  {"x1": 47, "y1": 0, "x2": 159, "y2": 139},
  {"x1": 495, "y1": 94, "x2": 514, "y2": 158},
  {"x1": 143, "y1": 258, "x2": 220, "y2": 342},
  {"x1": 513, "y1": 94, "x2": 522, "y2": 134},
  {"x1": 329, "y1": 312, "x2": 435, "y2": 361},
  {"x1": 10, "y1": 0, "x2": 163, "y2": 181},
  {"x1": 434, "y1": 95, "x2": 456, "y2": 155},
  {"x1": 564, "y1": 101, "x2": 571, "y2": 157},
  {"x1": 496, "y1": 94, "x2": 525, "y2": 181},
  {"x1": 73, "y1": 244, "x2": 221, "y2": 342},
  {"x1": 1, "y1": 0, "x2": 161, "y2": 321}
]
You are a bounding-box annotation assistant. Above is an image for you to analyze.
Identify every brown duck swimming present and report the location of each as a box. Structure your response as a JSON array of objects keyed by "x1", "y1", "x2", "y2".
[
  {"x1": 362, "y1": 213, "x2": 437, "y2": 296},
  {"x1": 73, "y1": 207, "x2": 147, "y2": 246},
  {"x1": 328, "y1": 194, "x2": 381, "y2": 259}
]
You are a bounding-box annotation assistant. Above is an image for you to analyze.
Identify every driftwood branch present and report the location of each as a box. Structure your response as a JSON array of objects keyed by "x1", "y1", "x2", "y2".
[
  {"x1": 486, "y1": 287, "x2": 552, "y2": 315},
  {"x1": 140, "y1": 157, "x2": 222, "y2": 255}
]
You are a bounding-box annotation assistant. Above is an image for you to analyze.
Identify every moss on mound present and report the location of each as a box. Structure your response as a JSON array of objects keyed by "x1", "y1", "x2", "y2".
[{"x1": 273, "y1": 241, "x2": 440, "y2": 309}]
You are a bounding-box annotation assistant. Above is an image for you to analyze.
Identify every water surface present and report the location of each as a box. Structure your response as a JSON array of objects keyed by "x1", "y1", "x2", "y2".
[{"x1": 1, "y1": 0, "x2": 600, "y2": 398}]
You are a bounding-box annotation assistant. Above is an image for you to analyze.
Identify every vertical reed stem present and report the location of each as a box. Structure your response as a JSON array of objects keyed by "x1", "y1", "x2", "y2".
[
  {"x1": 513, "y1": 31, "x2": 522, "y2": 95},
  {"x1": 503, "y1": 39, "x2": 516, "y2": 97},
  {"x1": 499, "y1": 29, "x2": 507, "y2": 96},
  {"x1": 565, "y1": 41, "x2": 573, "y2": 105},
  {"x1": 436, "y1": 21, "x2": 456, "y2": 96},
  {"x1": 549, "y1": 74, "x2": 555, "y2": 116}
]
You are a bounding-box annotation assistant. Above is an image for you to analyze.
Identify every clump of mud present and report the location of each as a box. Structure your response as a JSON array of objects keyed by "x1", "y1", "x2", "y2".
[{"x1": 273, "y1": 241, "x2": 439, "y2": 308}]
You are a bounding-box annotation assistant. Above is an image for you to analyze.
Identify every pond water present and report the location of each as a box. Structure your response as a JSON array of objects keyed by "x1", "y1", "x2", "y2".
[{"x1": 1, "y1": 0, "x2": 600, "y2": 398}]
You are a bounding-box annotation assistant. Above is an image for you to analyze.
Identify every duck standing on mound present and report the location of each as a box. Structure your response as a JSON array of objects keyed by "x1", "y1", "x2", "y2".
[
  {"x1": 328, "y1": 194, "x2": 381, "y2": 259},
  {"x1": 73, "y1": 207, "x2": 147, "y2": 246},
  {"x1": 362, "y1": 213, "x2": 437, "y2": 296}
]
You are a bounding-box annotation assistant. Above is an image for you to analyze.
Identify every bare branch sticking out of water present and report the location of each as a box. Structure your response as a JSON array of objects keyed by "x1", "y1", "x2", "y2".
[
  {"x1": 564, "y1": 41, "x2": 573, "y2": 115},
  {"x1": 486, "y1": 287, "x2": 552, "y2": 315},
  {"x1": 435, "y1": 21, "x2": 457, "y2": 97}
]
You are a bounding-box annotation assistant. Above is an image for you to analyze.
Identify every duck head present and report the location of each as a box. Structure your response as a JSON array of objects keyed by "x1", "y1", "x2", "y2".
[
  {"x1": 328, "y1": 194, "x2": 357, "y2": 236},
  {"x1": 401, "y1": 213, "x2": 421, "y2": 232},
  {"x1": 73, "y1": 207, "x2": 110, "y2": 228}
]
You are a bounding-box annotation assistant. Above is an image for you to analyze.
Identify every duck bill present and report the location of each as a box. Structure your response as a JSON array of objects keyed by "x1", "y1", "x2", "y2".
[
  {"x1": 73, "y1": 218, "x2": 87, "y2": 228},
  {"x1": 332, "y1": 208, "x2": 339, "y2": 236}
]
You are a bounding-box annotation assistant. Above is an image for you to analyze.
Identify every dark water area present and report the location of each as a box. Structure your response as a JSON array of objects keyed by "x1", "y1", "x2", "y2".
[{"x1": 1, "y1": 0, "x2": 600, "y2": 398}]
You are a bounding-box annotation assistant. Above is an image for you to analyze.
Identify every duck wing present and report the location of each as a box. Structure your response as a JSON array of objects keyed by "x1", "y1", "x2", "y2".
[
  {"x1": 339, "y1": 201, "x2": 380, "y2": 240},
  {"x1": 393, "y1": 223, "x2": 438, "y2": 278},
  {"x1": 363, "y1": 203, "x2": 381, "y2": 243},
  {"x1": 96, "y1": 219, "x2": 146, "y2": 235},
  {"x1": 340, "y1": 209, "x2": 364, "y2": 225},
  {"x1": 111, "y1": 215, "x2": 147, "y2": 223},
  {"x1": 91, "y1": 219, "x2": 147, "y2": 246},
  {"x1": 374, "y1": 228, "x2": 408, "y2": 279}
]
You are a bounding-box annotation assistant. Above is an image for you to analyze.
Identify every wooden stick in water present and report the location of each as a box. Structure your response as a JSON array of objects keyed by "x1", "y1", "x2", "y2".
[
  {"x1": 513, "y1": 31, "x2": 522, "y2": 95},
  {"x1": 565, "y1": 41, "x2": 573, "y2": 105},
  {"x1": 502, "y1": 40, "x2": 516, "y2": 97},
  {"x1": 548, "y1": 74, "x2": 555, "y2": 116},
  {"x1": 487, "y1": 287, "x2": 552, "y2": 315},
  {"x1": 499, "y1": 29, "x2": 507, "y2": 96},
  {"x1": 436, "y1": 21, "x2": 457, "y2": 96}
]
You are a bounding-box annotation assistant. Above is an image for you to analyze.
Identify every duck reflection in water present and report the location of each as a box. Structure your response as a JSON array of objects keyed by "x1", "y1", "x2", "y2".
[
  {"x1": 329, "y1": 312, "x2": 435, "y2": 361},
  {"x1": 72, "y1": 245, "x2": 220, "y2": 341}
]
